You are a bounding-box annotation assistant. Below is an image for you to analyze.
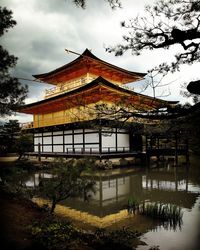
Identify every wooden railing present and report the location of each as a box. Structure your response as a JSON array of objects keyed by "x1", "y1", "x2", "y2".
[
  {"x1": 44, "y1": 77, "x2": 95, "y2": 98},
  {"x1": 65, "y1": 147, "x2": 130, "y2": 154}
]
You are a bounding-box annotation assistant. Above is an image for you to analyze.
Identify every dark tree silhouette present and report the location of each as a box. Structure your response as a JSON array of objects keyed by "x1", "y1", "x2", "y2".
[
  {"x1": 37, "y1": 158, "x2": 95, "y2": 214},
  {"x1": 0, "y1": 119, "x2": 20, "y2": 154},
  {"x1": 107, "y1": 0, "x2": 200, "y2": 76},
  {"x1": 72, "y1": 0, "x2": 122, "y2": 9},
  {"x1": 0, "y1": 7, "x2": 28, "y2": 116}
]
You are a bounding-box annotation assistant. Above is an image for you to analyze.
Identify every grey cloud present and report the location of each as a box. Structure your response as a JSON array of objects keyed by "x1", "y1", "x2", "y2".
[{"x1": 1, "y1": 0, "x2": 188, "y2": 109}]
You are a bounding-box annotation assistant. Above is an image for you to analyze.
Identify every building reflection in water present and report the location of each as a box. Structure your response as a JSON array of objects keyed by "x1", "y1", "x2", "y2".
[{"x1": 26, "y1": 164, "x2": 200, "y2": 219}]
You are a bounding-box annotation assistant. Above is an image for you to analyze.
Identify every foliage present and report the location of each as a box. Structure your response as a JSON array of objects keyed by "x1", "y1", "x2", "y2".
[
  {"x1": 187, "y1": 80, "x2": 200, "y2": 95},
  {"x1": 127, "y1": 196, "x2": 139, "y2": 214},
  {"x1": 29, "y1": 216, "x2": 80, "y2": 250},
  {"x1": 0, "y1": 6, "x2": 28, "y2": 116},
  {"x1": 0, "y1": 162, "x2": 34, "y2": 199},
  {"x1": 178, "y1": 105, "x2": 200, "y2": 153},
  {"x1": 180, "y1": 82, "x2": 200, "y2": 104},
  {"x1": 36, "y1": 158, "x2": 96, "y2": 213},
  {"x1": 93, "y1": 227, "x2": 140, "y2": 249},
  {"x1": 107, "y1": 0, "x2": 200, "y2": 74},
  {"x1": 29, "y1": 216, "x2": 140, "y2": 250},
  {"x1": 0, "y1": 119, "x2": 33, "y2": 157},
  {"x1": 140, "y1": 202, "x2": 183, "y2": 221},
  {"x1": 72, "y1": 0, "x2": 122, "y2": 9},
  {"x1": 14, "y1": 133, "x2": 33, "y2": 159},
  {"x1": 127, "y1": 199, "x2": 183, "y2": 230},
  {"x1": 0, "y1": 6, "x2": 16, "y2": 36},
  {"x1": 0, "y1": 119, "x2": 20, "y2": 154},
  {"x1": 95, "y1": 101, "x2": 193, "y2": 122},
  {"x1": 95, "y1": 160, "x2": 113, "y2": 170}
]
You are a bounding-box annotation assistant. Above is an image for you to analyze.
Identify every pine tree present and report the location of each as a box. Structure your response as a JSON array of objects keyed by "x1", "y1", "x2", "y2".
[{"x1": 0, "y1": 7, "x2": 28, "y2": 116}]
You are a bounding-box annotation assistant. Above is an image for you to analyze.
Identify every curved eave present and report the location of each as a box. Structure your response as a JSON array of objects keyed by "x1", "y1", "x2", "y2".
[
  {"x1": 19, "y1": 76, "x2": 178, "y2": 114},
  {"x1": 33, "y1": 49, "x2": 146, "y2": 83}
]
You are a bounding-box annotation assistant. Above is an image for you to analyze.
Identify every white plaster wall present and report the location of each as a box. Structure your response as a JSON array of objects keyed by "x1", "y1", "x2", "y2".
[
  {"x1": 34, "y1": 137, "x2": 40, "y2": 145},
  {"x1": 43, "y1": 136, "x2": 52, "y2": 144},
  {"x1": 34, "y1": 133, "x2": 42, "y2": 137},
  {"x1": 74, "y1": 144, "x2": 83, "y2": 152},
  {"x1": 84, "y1": 144, "x2": 99, "y2": 152},
  {"x1": 53, "y1": 131, "x2": 63, "y2": 135},
  {"x1": 65, "y1": 146, "x2": 73, "y2": 152},
  {"x1": 74, "y1": 134, "x2": 83, "y2": 143},
  {"x1": 102, "y1": 133, "x2": 116, "y2": 152},
  {"x1": 53, "y1": 136, "x2": 63, "y2": 144},
  {"x1": 85, "y1": 133, "x2": 99, "y2": 143},
  {"x1": 117, "y1": 134, "x2": 129, "y2": 150},
  {"x1": 64, "y1": 135, "x2": 72, "y2": 143},
  {"x1": 43, "y1": 145, "x2": 52, "y2": 152},
  {"x1": 34, "y1": 145, "x2": 38, "y2": 152},
  {"x1": 53, "y1": 145, "x2": 63, "y2": 152},
  {"x1": 43, "y1": 132, "x2": 52, "y2": 136}
]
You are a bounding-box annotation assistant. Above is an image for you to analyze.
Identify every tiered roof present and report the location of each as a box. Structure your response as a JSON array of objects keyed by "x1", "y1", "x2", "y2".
[
  {"x1": 33, "y1": 49, "x2": 146, "y2": 85},
  {"x1": 19, "y1": 49, "x2": 178, "y2": 115},
  {"x1": 20, "y1": 77, "x2": 177, "y2": 114}
]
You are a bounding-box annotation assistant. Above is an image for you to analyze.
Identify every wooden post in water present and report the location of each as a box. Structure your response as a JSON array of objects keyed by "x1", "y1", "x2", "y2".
[
  {"x1": 146, "y1": 135, "x2": 151, "y2": 167},
  {"x1": 157, "y1": 136, "x2": 160, "y2": 162}
]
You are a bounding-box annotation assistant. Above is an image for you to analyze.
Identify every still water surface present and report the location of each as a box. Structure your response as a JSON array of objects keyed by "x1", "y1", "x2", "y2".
[{"x1": 25, "y1": 156, "x2": 200, "y2": 249}]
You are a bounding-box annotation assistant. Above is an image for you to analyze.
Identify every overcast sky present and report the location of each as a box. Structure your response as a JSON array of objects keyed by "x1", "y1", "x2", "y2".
[{"x1": 1, "y1": 0, "x2": 200, "y2": 123}]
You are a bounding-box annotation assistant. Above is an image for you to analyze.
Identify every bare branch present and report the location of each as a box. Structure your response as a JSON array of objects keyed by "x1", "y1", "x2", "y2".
[{"x1": 106, "y1": 0, "x2": 200, "y2": 74}]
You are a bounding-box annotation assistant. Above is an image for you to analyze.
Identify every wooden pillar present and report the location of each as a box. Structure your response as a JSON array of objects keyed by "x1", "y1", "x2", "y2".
[
  {"x1": 185, "y1": 138, "x2": 190, "y2": 164},
  {"x1": 115, "y1": 128, "x2": 118, "y2": 152},
  {"x1": 175, "y1": 133, "x2": 178, "y2": 166},
  {"x1": 38, "y1": 142, "x2": 41, "y2": 162},
  {"x1": 145, "y1": 135, "x2": 150, "y2": 167},
  {"x1": 99, "y1": 128, "x2": 102, "y2": 162},
  {"x1": 83, "y1": 128, "x2": 85, "y2": 153},
  {"x1": 157, "y1": 136, "x2": 160, "y2": 162},
  {"x1": 99, "y1": 175, "x2": 103, "y2": 209},
  {"x1": 72, "y1": 129, "x2": 75, "y2": 153},
  {"x1": 63, "y1": 129, "x2": 65, "y2": 153},
  {"x1": 116, "y1": 178, "x2": 118, "y2": 202},
  {"x1": 174, "y1": 167, "x2": 178, "y2": 191}
]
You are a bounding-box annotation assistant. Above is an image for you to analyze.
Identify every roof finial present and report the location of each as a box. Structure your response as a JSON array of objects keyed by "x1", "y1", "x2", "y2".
[{"x1": 64, "y1": 49, "x2": 82, "y2": 56}]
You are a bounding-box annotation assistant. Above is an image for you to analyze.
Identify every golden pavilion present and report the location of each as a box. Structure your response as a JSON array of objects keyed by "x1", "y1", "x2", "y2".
[{"x1": 20, "y1": 49, "x2": 177, "y2": 160}]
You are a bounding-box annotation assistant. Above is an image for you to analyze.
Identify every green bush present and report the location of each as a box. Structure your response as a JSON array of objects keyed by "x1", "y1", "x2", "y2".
[
  {"x1": 29, "y1": 216, "x2": 80, "y2": 250},
  {"x1": 29, "y1": 217, "x2": 141, "y2": 250}
]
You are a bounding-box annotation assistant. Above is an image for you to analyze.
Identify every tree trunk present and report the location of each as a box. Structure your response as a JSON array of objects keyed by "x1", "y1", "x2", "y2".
[
  {"x1": 17, "y1": 153, "x2": 23, "y2": 161},
  {"x1": 50, "y1": 199, "x2": 56, "y2": 214}
]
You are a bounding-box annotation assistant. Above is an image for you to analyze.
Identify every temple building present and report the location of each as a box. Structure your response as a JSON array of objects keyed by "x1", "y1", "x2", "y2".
[{"x1": 20, "y1": 49, "x2": 177, "y2": 160}]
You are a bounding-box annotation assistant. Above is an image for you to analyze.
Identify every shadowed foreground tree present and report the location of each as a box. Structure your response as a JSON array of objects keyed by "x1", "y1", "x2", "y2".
[
  {"x1": 107, "y1": 0, "x2": 200, "y2": 95},
  {"x1": 14, "y1": 133, "x2": 33, "y2": 160},
  {"x1": 0, "y1": 119, "x2": 20, "y2": 154},
  {"x1": 72, "y1": 0, "x2": 122, "y2": 9},
  {"x1": 37, "y1": 158, "x2": 96, "y2": 214},
  {"x1": 0, "y1": 7, "x2": 28, "y2": 116},
  {"x1": 108, "y1": 0, "x2": 200, "y2": 73}
]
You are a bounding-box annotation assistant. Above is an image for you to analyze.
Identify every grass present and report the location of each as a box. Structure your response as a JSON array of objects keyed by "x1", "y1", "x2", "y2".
[{"x1": 127, "y1": 199, "x2": 183, "y2": 230}]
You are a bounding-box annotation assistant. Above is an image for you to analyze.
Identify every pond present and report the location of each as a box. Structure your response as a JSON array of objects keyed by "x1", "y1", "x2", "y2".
[{"x1": 25, "y1": 156, "x2": 200, "y2": 249}]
